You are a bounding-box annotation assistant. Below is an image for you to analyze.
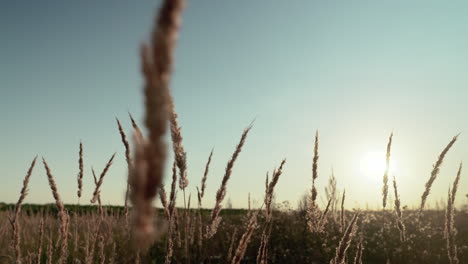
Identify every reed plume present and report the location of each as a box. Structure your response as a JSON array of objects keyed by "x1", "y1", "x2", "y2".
[
  {"x1": 307, "y1": 131, "x2": 322, "y2": 232},
  {"x1": 312, "y1": 130, "x2": 319, "y2": 204},
  {"x1": 264, "y1": 159, "x2": 286, "y2": 221},
  {"x1": 130, "y1": 0, "x2": 185, "y2": 250},
  {"x1": 168, "y1": 96, "x2": 188, "y2": 191},
  {"x1": 167, "y1": 91, "x2": 190, "y2": 260},
  {"x1": 91, "y1": 168, "x2": 102, "y2": 210},
  {"x1": 169, "y1": 161, "x2": 178, "y2": 217},
  {"x1": 116, "y1": 118, "x2": 132, "y2": 210},
  {"x1": 200, "y1": 149, "x2": 213, "y2": 199},
  {"x1": 77, "y1": 142, "x2": 84, "y2": 199},
  {"x1": 382, "y1": 133, "x2": 393, "y2": 209},
  {"x1": 206, "y1": 124, "x2": 253, "y2": 239},
  {"x1": 159, "y1": 184, "x2": 170, "y2": 220},
  {"x1": 42, "y1": 158, "x2": 69, "y2": 264},
  {"x1": 10, "y1": 156, "x2": 37, "y2": 264},
  {"x1": 129, "y1": 112, "x2": 143, "y2": 140},
  {"x1": 420, "y1": 134, "x2": 458, "y2": 213},
  {"x1": 91, "y1": 153, "x2": 116, "y2": 204},
  {"x1": 129, "y1": 135, "x2": 158, "y2": 250}
]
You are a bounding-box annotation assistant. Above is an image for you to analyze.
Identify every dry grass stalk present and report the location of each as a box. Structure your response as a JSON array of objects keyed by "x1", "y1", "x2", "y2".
[
  {"x1": 83, "y1": 224, "x2": 91, "y2": 263},
  {"x1": 257, "y1": 233, "x2": 267, "y2": 264},
  {"x1": 308, "y1": 195, "x2": 332, "y2": 233},
  {"x1": 77, "y1": 142, "x2": 84, "y2": 199},
  {"x1": 200, "y1": 149, "x2": 213, "y2": 198},
  {"x1": 184, "y1": 194, "x2": 192, "y2": 261},
  {"x1": 116, "y1": 118, "x2": 132, "y2": 210},
  {"x1": 382, "y1": 133, "x2": 393, "y2": 209},
  {"x1": 265, "y1": 159, "x2": 286, "y2": 221},
  {"x1": 206, "y1": 125, "x2": 253, "y2": 239},
  {"x1": 164, "y1": 225, "x2": 174, "y2": 264},
  {"x1": 72, "y1": 215, "x2": 79, "y2": 256},
  {"x1": 420, "y1": 134, "x2": 458, "y2": 213},
  {"x1": 445, "y1": 189, "x2": 458, "y2": 264},
  {"x1": 135, "y1": 250, "x2": 142, "y2": 264},
  {"x1": 10, "y1": 156, "x2": 37, "y2": 264},
  {"x1": 231, "y1": 212, "x2": 258, "y2": 264},
  {"x1": 257, "y1": 160, "x2": 286, "y2": 264},
  {"x1": 169, "y1": 97, "x2": 188, "y2": 191},
  {"x1": 196, "y1": 187, "x2": 203, "y2": 250},
  {"x1": 257, "y1": 221, "x2": 273, "y2": 264},
  {"x1": 451, "y1": 162, "x2": 462, "y2": 205},
  {"x1": 108, "y1": 241, "x2": 117, "y2": 264},
  {"x1": 353, "y1": 237, "x2": 364, "y2": 264},
  {"x1": 189, "y1": 212, "x2": 196, "y2": 246},
  {"x1": 46, "y1": 236, "x2": 53, "y2": 264},
  {"x1": 311, "y1": 130, "x2": 319, "y2": 205},
  {"x1": 85, "y1": 219, "x2": 102, "y2": 264},
  {"x1": 331, "y1": 212, "x2": 359, "y2": 264},
  {"x1": 159, "y1": 185, "x2": 170, "y2": 220},
  {"x1": 91, "y1": 168, "x2": 102, "y2": 212},
  {"x1": 126, "y1": 113, "x2": 142, "y2": 224},
  {"x1": 36, "y1": 213, "x2": 45, "y2": 264},
  {"x1": 164, "y1": 161, "x2": 179, "y2": 264},
  {"x1": 91, "y1": 153, "x2": 116, "y2": 204},
  {"x1": 445, "y1": 162, "x2": 462, "y2": 264},
  {"x1": 392, "y1": 176, "x2": 406, "y2": 242},
  {"x1": 42, "y1": 158, "x2": 69, "y2": 264},
  {"x1": 167, "y1": 91, "x2": 190, "y2": 262},
  {"x1": 131, "y1": 0, "x2": 185, "y2": 251},
  {"x1": 169, "y1": 161, "x2": 178, "y2": 218},
  {"x1": 129, "y1": 135, "x2": 158, "y2": 250},
  {"x1": 177, "y1": 224, "x2": 183, "y2": 254},
  {"x1": 307, "y1": 131, "x2": 322, "y2": 232},
  {"x1": 98, "y1": 235, "x2": 106, "y2": 264},
  {"x1": 227, "y1": 228, "x2": 238, "y2": 262},
  {"x1": 319, "y1": 197, "x2": 333, "y2": 227},
  {"x1": 129, "y1": 112, "x2": 143, "y2": 140},
  {"x1": 340, "y1": 189, "x2": 346, "y2": 233}
]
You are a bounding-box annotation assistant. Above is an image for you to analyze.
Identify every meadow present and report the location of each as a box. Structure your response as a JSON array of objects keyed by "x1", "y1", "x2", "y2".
[
  {"x1": 1, "y1": 0, "x2": 467, "y2": 263},
  {"x1": 1, "y1": 202, "x2": 468, "y2": 263}
]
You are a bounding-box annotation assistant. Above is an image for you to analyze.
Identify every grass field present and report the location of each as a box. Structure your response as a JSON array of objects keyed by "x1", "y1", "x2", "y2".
[
  {"x1": 1, "y1": 204, "x2": 468, "y2": 263},
  {"x1": 2, "y1": 0, "x2": 468, "y2": 263}
]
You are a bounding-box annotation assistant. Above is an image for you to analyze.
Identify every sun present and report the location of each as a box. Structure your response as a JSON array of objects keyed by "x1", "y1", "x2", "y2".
[{"x1": 360, "y1": 151, "x2": 397, "y2": 178}]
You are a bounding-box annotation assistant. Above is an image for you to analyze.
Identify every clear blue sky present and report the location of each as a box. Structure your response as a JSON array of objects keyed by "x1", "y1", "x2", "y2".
[{"x1": 1, "y1": 0, "x2": 468, "y2": 209}]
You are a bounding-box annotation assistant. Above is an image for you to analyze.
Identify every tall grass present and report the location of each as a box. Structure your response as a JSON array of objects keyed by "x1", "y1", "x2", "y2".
[{"x1": 2, "y1": 1, "x2": 468, "y2": 263}]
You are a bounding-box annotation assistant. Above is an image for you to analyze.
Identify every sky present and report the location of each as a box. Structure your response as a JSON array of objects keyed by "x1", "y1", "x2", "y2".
[{"x1": 1, "y1": 0, "x2": 468, "y2": 210}]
